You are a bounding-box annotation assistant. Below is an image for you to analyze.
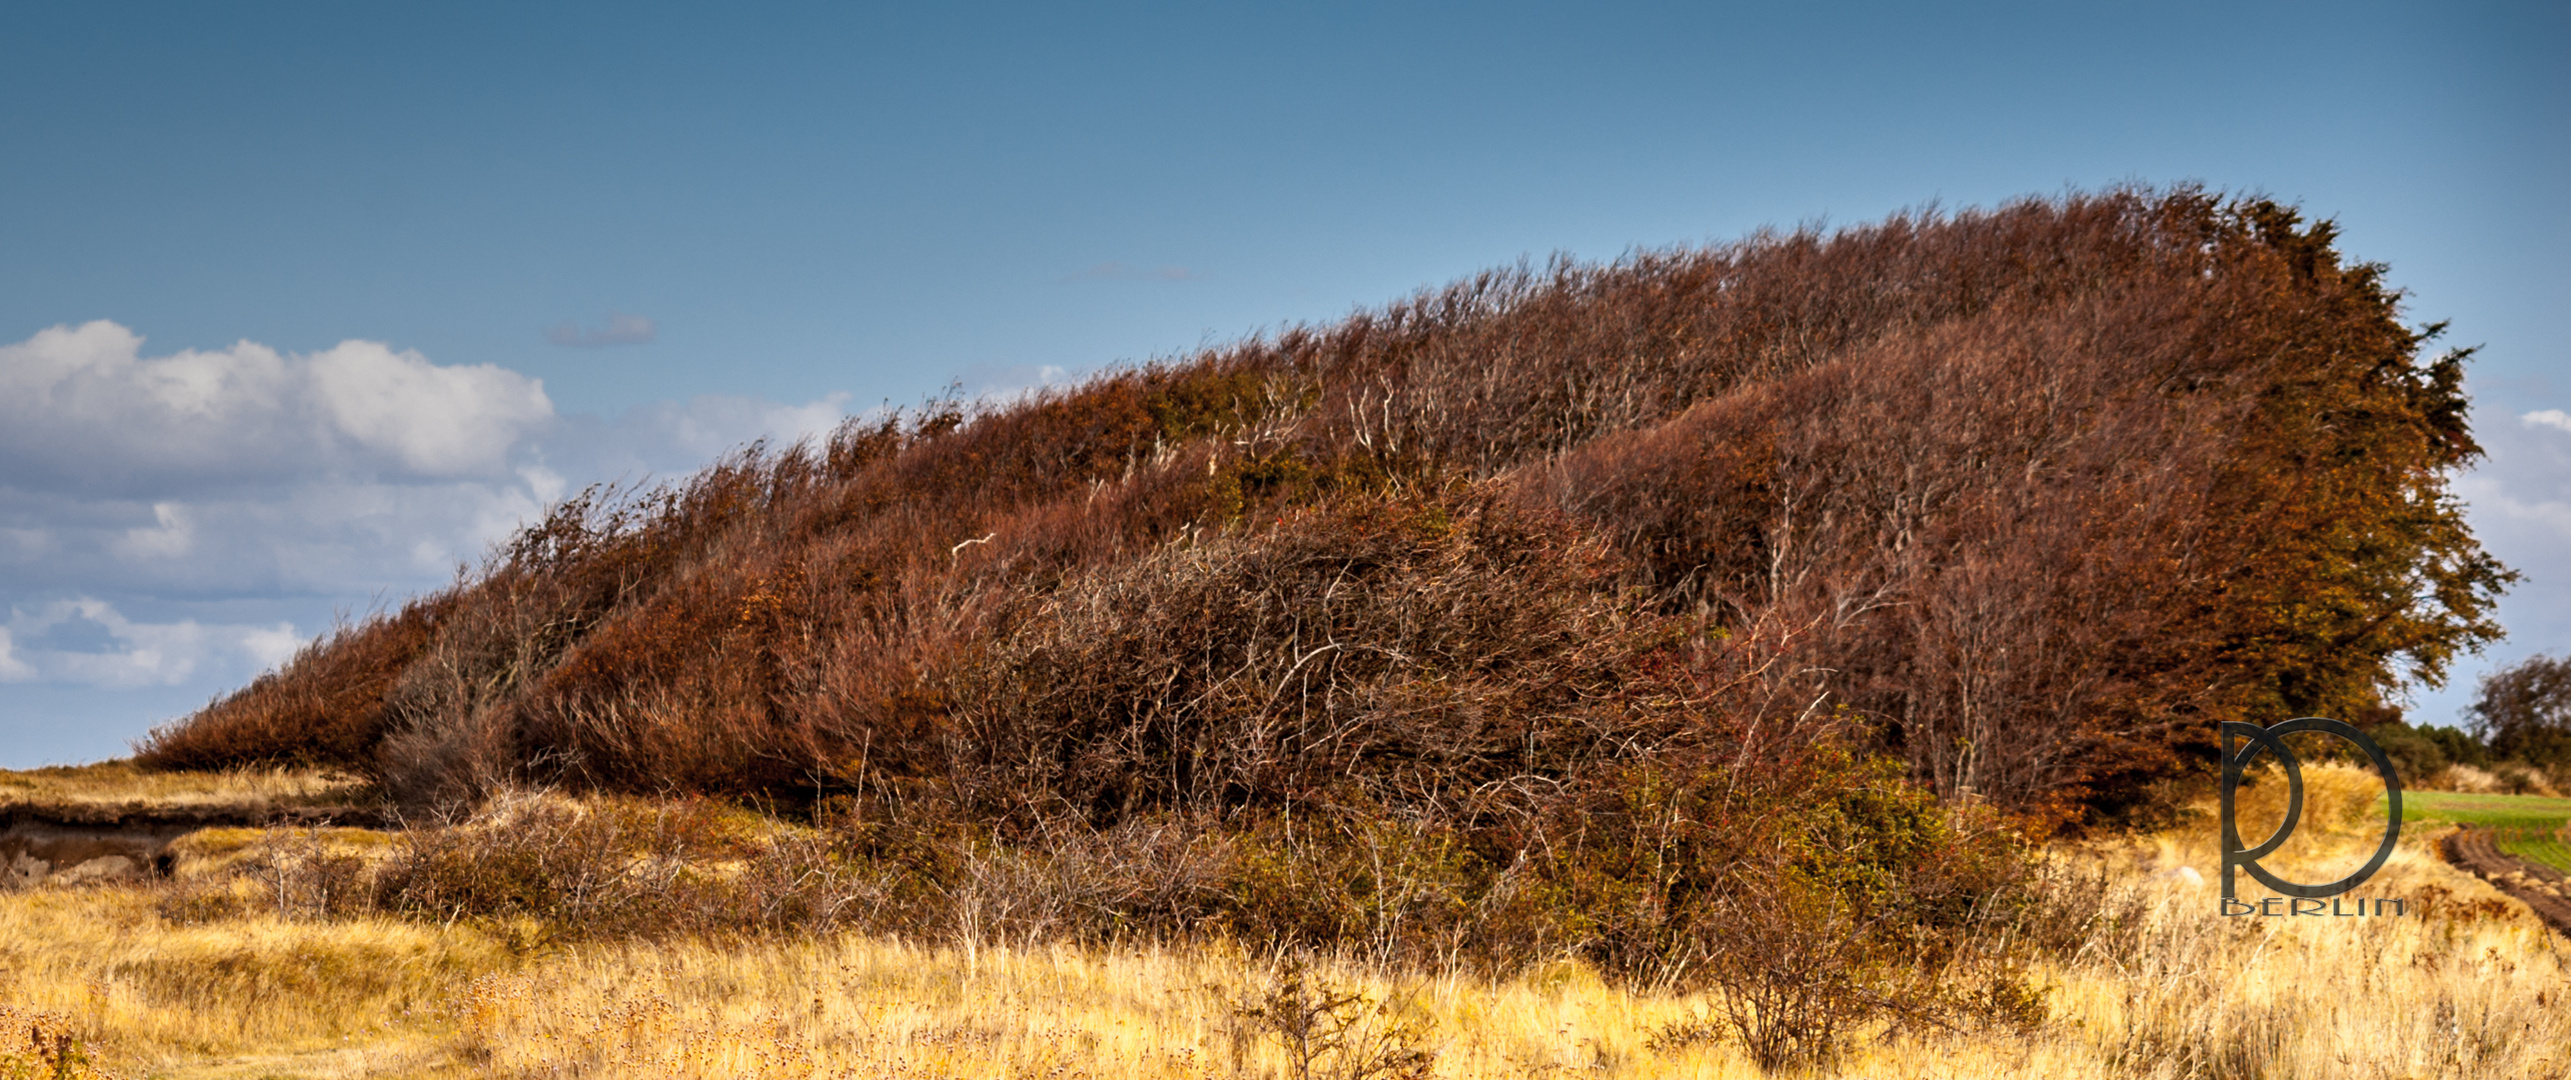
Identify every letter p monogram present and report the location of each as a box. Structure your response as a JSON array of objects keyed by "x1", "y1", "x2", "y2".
[{"x1": 2220, "y1": 718, "x2": 2403, "y2": 902}]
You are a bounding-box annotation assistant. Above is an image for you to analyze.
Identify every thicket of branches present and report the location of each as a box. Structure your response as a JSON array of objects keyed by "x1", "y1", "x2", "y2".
[
  {"x1": 135, "y1": 187, "x2": 2506, "y2": 1062},
  {"x1": 144, "y1": 186, "x2": 2500, "y2": 819}
]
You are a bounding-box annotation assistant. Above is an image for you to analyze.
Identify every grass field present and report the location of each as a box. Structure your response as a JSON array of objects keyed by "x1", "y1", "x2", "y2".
[
  {"x1": 0, "y1": 762, "x2": 2562, "y2": 1078},
  {"x1": 0, "y1": 761, "x2": 375, "y2": 817},
  {"x1": 2400, "y1": 790, "x2": 2571, "y2": 872},
  {"x1": 6, "y1": 837, "x2": 2563, "y2": 1079}
]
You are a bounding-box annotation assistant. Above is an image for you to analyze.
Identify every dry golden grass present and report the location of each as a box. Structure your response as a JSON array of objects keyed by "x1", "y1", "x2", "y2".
[
  {"x1": 162, "y1": 825, "x2": 401, "y2": 881},
  {"x1": 0, "y1": 760, "x2": 374, "y2": 818},
  {"x1": 1965, "y1": 785, "x2": 2571, "y2": 1080},
  {"x1": 439, "y1": 835, "x2": 2569, "y2": 1079},
  {"x1": 450, "y1": 936, "x2": 1712, "y2": 1079},
  {"x1": 3, "y1": 768, "x2": 2564, "y2": 1079},
  {"x1": 0, "y1": 885, "x2": 505, "y2": 1078}
]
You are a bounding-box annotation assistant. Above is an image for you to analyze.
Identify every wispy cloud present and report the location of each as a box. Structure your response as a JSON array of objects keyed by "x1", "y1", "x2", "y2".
[
  {"x1": 1061, "y1": 262, "x2": 1204, "y2": 283},
  {"x1": 545, "y1": 312, "x2": 658, "y2": 348},
  {"x1": 0, "y1": 628, "x2": 29, "y2": 681}
]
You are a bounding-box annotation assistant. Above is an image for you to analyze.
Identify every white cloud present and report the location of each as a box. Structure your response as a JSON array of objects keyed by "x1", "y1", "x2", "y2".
[
  {"x1": 0, "y1": 321, "x2": 582, "y2": 598},
  {"x1": 1, "y1": 599, "x2": 299, "y2": 689},
  {"x1": 517, "y1": 465, "x2": 569, "y2": 507},
  {"x1": 0, "y1": 393, "x2": 854, "y2": 610},
  {"x1": 0, "y1": 320, "x2": 553, "y2": 490},
  {"x1": 2453, "y1": 412, "x2": 2571, "y2": 543},
  {"x1": 237, "y1": 623, "x2": 307, "y2": 672},
  {"x1": 0, "y1": 478, "x2": 562, "y2": 597},
  {"x1": 0, "y1": 319, "x2": 852, "y2": 758},
  {"x1": 307, "y1": 340, "x2": 553, "y2": 474}
]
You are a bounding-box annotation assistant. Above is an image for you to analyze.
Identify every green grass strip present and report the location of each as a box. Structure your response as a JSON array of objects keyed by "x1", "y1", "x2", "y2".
[{"x1": 2392, "y1": 791, "x2": 2571, "y2": 873}]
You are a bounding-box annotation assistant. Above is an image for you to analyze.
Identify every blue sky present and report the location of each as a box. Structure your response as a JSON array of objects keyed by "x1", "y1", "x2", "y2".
[{"x1": 1, "y1": 1, "x2": 2563, "y2": 765}]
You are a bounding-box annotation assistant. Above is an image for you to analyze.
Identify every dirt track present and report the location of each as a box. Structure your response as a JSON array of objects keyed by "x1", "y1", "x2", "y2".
[{"x1": 2443, "y1": 826, "x2": 2571, "y2": 935}]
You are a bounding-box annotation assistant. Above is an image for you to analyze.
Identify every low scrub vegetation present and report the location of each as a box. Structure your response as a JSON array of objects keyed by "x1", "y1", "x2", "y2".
[
  {"x1": 4, "y1": 773, "x2": 2564, "y2": 1078},
  {"x1": 141, "y1": 760, "x2": 2035, "y2": 1062}
]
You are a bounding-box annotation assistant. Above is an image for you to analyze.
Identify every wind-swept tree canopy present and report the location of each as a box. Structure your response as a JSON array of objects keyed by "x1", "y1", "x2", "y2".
[{"x1": 140, "y1": 187, "x2": 2509, "y2": 825}]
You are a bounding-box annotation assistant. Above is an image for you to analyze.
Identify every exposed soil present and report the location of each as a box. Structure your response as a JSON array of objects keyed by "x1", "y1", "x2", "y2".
[
  {"x1": 0, "y1": 804, "x2": 391, "y2": 887},
  {"x1": 2442, "y1": 826, "x2": 2571, "y2": 936}
]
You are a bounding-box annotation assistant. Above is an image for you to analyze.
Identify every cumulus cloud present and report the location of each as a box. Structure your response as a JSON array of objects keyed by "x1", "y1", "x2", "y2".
[
  {"x1": 545, "y1": 312, "x2": 658, "y2": 348},
  {"x1": 0, "y1": 321, "x2": 552, "y2": 492},
  {"x1": 308, "y1": 340, "x2": 554, "y2": 472},
  {"x1": 0, "y1": 323, "x2": 854, "y2": 605},
  {"x1": 522, "y1": 393, "x2": 852, "y2": 494}
]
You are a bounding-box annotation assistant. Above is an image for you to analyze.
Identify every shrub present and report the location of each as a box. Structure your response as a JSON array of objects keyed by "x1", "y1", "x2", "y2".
[
  {"x1": 1229, "y1": 957, "x2": 1438, "y2": 1080},
  {"x1": 1507, "y1": 743, "x2": 2038, "y2": 1067},
  {"x1": 1222, "y1": 807, "x2": 1499, "y2": 968}
]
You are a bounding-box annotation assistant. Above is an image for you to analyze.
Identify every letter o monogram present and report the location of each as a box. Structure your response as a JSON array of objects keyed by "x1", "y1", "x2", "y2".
[{"x1": 2220, "y1": 718, "x2": 2403, "y2": 901}]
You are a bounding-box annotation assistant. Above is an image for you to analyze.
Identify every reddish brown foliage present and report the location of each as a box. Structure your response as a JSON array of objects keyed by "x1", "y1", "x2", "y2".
[
  {"x1": 139, "y1": 595, "x2": 456, "y2": 771},
  {"x1": 137, "y1": 186, "x2": 2507, "y2": 827}
]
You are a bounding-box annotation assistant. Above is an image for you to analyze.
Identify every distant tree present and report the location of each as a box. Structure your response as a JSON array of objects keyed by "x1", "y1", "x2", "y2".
[
  {"x1": 2361, "y1": 719, "x2": 2488, "y2": 782},
  {"x1": 2470, "y1": 653, "x2": 2571, "y2": 766}
]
